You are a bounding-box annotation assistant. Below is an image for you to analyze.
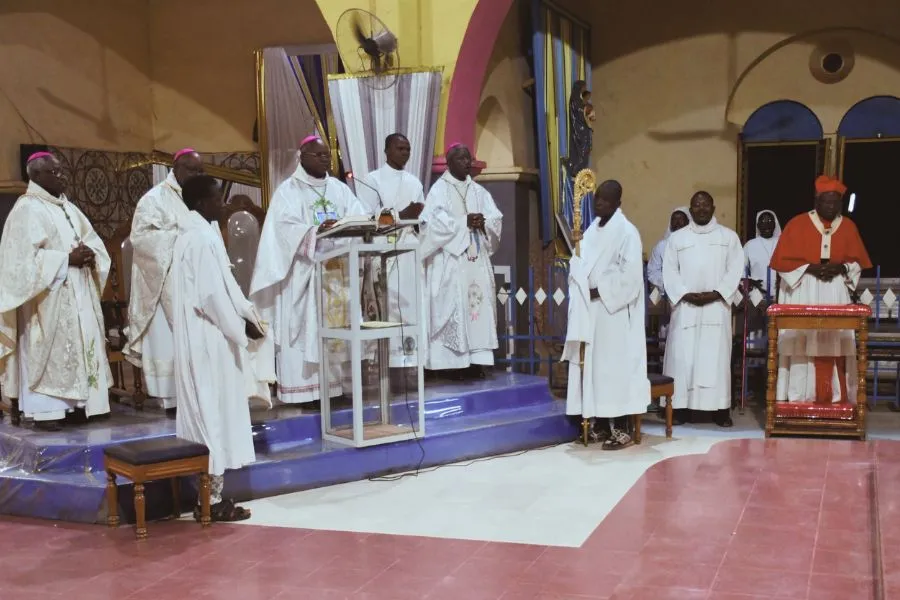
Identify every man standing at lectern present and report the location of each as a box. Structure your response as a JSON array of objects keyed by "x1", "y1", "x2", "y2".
[
  {"x1": 770, "y1": 175, "x2": 872, "y2": 404},
  {"x1": 250, "y1": 136, "x2": 366, "y2": 405},
  {"x1": 360, "y1": 133, "x2": 426, "y2": 369},
  {"x1": 125, "y1": 148, "x2": 204, "y2": 413},
  {"x1": 421, "y1": 143, "x2": 503, "y2": 379}
]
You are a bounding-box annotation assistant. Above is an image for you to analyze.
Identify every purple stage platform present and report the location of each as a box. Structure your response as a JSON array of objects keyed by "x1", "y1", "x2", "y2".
[{"x1": 0, "y1": 373, "x2": 576, "y2": 524}]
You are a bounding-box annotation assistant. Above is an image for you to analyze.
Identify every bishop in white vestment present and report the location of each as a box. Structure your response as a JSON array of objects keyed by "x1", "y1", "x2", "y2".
[
  {"x1": 663, "y1": 191, "x2": 744, "y2": 427},
  {"x1": 250, "y1": 136, "x2": 367, "y2": 404},
  {"x1": 420, "y1": 143, "x2": 502, "y2": 377},
  {"x1": 173, "y1": 175, "x2": 262, "y2": 520},
  {"x1": 0, "y1": 153, "x2": 112, "y2": 428},
  {"x1": 770, "y1": 175, "x2": 872, "y2": 404},
  {"x1": 563, "y1": 181, "x2": 649, "y2": 449},
  {"x1": 360, "y1": 133, "x2": 426, "y2": 368},
  {"x1": 125, "y1": 148, "x2": 203, "y2": 410}
]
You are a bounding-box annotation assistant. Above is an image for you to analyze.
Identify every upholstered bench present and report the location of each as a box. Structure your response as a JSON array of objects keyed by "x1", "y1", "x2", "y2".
[
  {"x1": 579, "y1": 373, "x2": 675, "y2": 446},
  {"x1": 104, "y1": 437, "x2": 211, "y2": 540}
]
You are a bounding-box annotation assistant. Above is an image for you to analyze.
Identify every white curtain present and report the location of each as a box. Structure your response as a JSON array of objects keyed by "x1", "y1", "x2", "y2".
[
  {"x1": 328, "y1": 69, "x2": 442, "y2": 190},
  {"x1": 262, "y1": 47, "x2": 321, "y2": 190},
  {"x1": 228, "y1": 183, "x2": 263, "y2": 207}
]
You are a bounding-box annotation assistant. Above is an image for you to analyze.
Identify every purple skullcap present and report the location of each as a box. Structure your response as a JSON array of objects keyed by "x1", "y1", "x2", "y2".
[
  {"x1": 445, "y1": 142, "x2": 464, "y2": 155},
  {"x1": 26, "y1": 151, "x2": 53, "y2": 163},
  {"x1": 173, "y1": 148, "x2": 197, "y2": 162},
  {"x1": 300, "y1": 135, "x2": 322, "y2": 147}
]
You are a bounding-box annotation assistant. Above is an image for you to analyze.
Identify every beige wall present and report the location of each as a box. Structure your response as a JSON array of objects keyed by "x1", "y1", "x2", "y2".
[
  {"x1": 584, "y1": 0, "x2": 900, "y2": 243},
  {"x1": 0, "y1": 0, "x2": 153, "y2": 182},
  {"x1": 148, "y1": 0, "x2": 332, "y2": 152},
  {"x1": 475, "y1": 0, "x2": 536, "y2": 171}
]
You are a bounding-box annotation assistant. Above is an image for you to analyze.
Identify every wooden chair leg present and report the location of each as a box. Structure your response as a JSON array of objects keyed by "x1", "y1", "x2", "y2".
[
  {"x1": 134, "y1": 482, "x2": 148, "y2": 540},
  {"x1": 199, "y1": 473, "x2": 212, "y2": 527},
  {"x1": 665, "y1": 398, "x2": 673, "y2": 439},
  {"x1": 581, "y1": 418, "x2": 590, "y2": 446},
  {"x1": 10, "y1": 398, "x2": 20, "y2": 426},
  {"x1": 171, "y1": 476, "x2": 181, "y2": 519},
  {"x1": 132, "y1": 366, "x2": 145, "y2": 411},
  {"x1": 633, "y1": 413, "x2": 642, "y2": 444},
  {"x1": 106, "y1": 471, "x2": 120, "y2": 528}
]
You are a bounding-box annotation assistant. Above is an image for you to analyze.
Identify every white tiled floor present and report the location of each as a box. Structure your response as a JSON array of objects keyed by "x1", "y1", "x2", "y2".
[{"x1": 237, "y1": 408, "x2": 900, "y2": 546}]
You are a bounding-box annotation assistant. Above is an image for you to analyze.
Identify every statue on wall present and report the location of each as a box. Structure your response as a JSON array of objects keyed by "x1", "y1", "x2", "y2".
[{"x1": 566, "y1": 80, "x2": 593, "y2": 174}]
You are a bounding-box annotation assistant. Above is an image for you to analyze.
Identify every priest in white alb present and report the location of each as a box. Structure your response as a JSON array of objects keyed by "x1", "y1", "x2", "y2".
[
  {"x1": 769, "y1": 175, "x2": 872, "y2": 404},
  {"x1": 420, "y1": 143, "x2": 503, "y2": 379},
  {"x1": 173, "y1": 175, "x2": 262, "y2": 521},
  {"x1": 0, "y1": 153, "x2": 112, "y2": 430},
  {"x1": 663, "y1": 191, "x2": 744, "y2": 427},
  {"x1": 563, "y1": 180, "x2": 649, "y2": 449},
  {"x1": 250, "y1": 136, "x2": 367, "y2": 405},
  {"x1": 359, "y1": 133, "x2": 426, "y2": 369},
  {"x1": 125, "y1": 148, "x2": 204, "y2": 411}
]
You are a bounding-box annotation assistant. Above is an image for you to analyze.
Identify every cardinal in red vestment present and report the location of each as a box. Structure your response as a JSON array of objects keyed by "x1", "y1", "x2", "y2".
[{"x1": 769, "y1": 175, "x2": 872, "y2": 404}]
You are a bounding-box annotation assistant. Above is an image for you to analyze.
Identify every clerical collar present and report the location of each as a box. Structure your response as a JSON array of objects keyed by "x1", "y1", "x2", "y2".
[
  {"x1": 441, "y1": 170, "x2": 470, "y2": 188},
  {"x1": 26, "y1": 181, "x2": 67, "y2": 206},
  {"x1": 689, "y1": 216, "x2": 719, "y2": 234},
  {"x1": 164, "y1": 170, "x2": 182, "y2": 195},
  {"x1": 292, "y1": 164, "x2": 329, "y2": 188}
]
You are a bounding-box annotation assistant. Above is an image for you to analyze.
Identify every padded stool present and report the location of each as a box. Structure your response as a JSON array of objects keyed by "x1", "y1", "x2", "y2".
[{"x1": 104, "y1": 437, "x2": 211, "y2": 539}]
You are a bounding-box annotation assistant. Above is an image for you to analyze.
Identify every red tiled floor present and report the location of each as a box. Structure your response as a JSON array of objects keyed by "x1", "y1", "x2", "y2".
[{"x1": 4, "y1": 438, "x2": 899, "y2": 599}]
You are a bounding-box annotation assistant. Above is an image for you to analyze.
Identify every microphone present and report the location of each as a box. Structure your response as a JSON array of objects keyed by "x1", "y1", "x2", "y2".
[{"x1": 347, "y1": 171, "x2": 384, "y2": 214}]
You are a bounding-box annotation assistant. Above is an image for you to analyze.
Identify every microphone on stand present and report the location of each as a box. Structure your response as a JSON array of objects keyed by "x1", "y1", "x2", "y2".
[{"x1": 346, "y1": 171, "x2": 384, "y2": 213}]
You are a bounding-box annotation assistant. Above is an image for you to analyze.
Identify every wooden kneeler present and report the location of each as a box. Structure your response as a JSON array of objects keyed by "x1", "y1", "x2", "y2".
[{"x1": 104, "y1": 438, "x2": 212, "y2": 540}]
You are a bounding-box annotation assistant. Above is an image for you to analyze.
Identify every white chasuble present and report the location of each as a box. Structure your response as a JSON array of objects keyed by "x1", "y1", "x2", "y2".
[
  {"x1": 125, "y1": 171, "x2": 191, "y2": 408},
  {"x1": 0, "y1": 182, "x2": 112, "y2": 420},
  {"x1": 562, "y1": 212, "x2": 650, "y2": 418},
  {"x1": 420, "y1": 172, "x2": 502, "y2": 370},
  {"x1": 173, "y1": 212, "x2": 260, "y2": 476},
  {"x1": 662, "y1": 218, "x2": 744, "y2": 411},
  {"x1": 363, "y1": 164, "x2": 426, "y2": 367},
  {"x1": 250, "y1": 165, "x2": 367, "y2": 404}
]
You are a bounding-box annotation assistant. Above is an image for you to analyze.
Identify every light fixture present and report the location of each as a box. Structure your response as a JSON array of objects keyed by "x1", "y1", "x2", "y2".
[{"x1": 848, "y1": 192, "x2": 856, "y2": 213}]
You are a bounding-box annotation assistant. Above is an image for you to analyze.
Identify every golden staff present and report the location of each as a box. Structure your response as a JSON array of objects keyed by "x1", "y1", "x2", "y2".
[{"x1": 572, "y1": 168, "x2": 596, "y2": 446}]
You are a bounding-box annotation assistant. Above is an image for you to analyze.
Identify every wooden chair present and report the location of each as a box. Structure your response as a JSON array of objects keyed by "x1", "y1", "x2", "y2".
[
  {"x1": 765, "y1": 304, "x2": 871, "y2": 440},
  {"x1": 104, "y1": 437, "x2": 211, "y2": 540},
  {"x1": 103, "y1": 222, "x2": 146, "y2": 410}
]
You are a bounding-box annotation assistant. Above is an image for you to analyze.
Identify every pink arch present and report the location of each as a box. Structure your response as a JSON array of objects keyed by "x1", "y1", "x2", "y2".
[{"x1": 438, "y1": 0, "x2": 515, "y2": 171}]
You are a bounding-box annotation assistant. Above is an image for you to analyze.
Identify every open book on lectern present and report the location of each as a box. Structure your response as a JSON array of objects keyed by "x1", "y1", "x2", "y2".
[{"x1": 316, "y1": 214, "x2": 421, "y2": 239}]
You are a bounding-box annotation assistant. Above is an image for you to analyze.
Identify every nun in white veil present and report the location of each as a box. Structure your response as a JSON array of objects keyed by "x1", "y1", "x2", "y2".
[
  {"x1": 646, "y1": 207, "x2": 691, "y2": 293},
  {"x1": 743, "y1": 209, "x2": 781, "y2": 295}
]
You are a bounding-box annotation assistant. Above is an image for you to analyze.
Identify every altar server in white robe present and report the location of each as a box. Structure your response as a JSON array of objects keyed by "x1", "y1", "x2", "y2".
[
  {"x1": 663, "y1": 191, "x2": 744, "y2": 427},
  {"x1": 125, "y1": 148, "x2": 203, "y2": 411},
  {"x1": 359, "y1": 133, "x2": 426, "y2": 368},
  {"x1": 0, "y1": 153, "x2": 112, "y2": 430},
  {"x1": 250, "y1": 136, "x2": 367, "y2": 404},
  {"x1": 173, "y1": 175, "x2": 263, "y2": 521},
  {"x1": 646, "y1": 207, "x2": 690, "y2": 293},
  {"x1": 743, "y1": 209, "x2": 781, "y2": 295},
  {"x1": 421, "y1": 143, "x2": 503, "y2": 378},
  {"x1": 562, "y1": 180, "x2": 649, "y2": 449},
  {"x1": 769, "y1": 175, "x2": 872, "y2": 404}
]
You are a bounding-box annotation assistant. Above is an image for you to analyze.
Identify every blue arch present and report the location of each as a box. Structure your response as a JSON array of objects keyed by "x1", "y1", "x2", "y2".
[
  {"x1": 742, "y1": 100, "x2": 823, "y2": 142},
  {"x1": 837, "y1": 95, "x2": 900, "y2": 139}
]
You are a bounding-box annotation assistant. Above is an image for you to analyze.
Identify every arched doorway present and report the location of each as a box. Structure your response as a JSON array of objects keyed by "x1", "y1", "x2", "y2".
[
  {"x1": 739, "y1": 100, "x2": 826, "y2": 240},
  {"x1": 838, "y1": 95, "x2": 900, "y2": 275}
]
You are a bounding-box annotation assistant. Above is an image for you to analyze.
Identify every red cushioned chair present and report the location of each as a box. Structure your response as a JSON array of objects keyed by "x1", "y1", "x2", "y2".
[{"x1": 765, "y1": 304, "x2": 871, "y2": 440}]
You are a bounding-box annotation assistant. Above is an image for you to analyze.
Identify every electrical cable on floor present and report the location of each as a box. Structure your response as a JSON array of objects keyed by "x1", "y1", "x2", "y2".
[
  {"x1": 871, "y1": 461, "x2": 885, "y2": 600},
  {"x1": 368, "y1": 440, "x2": 569, "y2": 482}
]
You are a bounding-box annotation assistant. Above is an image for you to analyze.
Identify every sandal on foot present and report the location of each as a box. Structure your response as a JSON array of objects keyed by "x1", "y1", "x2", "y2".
[
  {"x1": 211, "y1": 499, "x2": 251, "y2": 522},
  {"x1": 602, "y1": 428, "x2": 634, "y2": 451}
]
